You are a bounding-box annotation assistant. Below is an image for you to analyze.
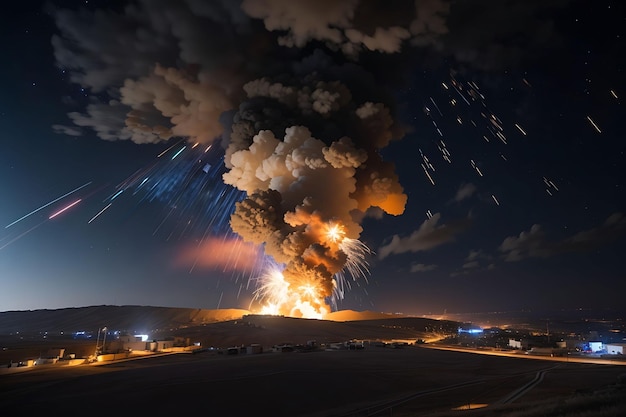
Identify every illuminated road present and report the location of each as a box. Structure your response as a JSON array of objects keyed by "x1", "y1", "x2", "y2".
[{"x1": 419, "y1": 344, "x2": 626, "y2": 366}]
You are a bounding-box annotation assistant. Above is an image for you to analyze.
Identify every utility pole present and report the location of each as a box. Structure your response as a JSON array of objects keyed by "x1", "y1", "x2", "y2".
[
  {"x1": 102, "y1": 327, "x2": 108, "y2": 354},
  {"x1": 94, "y1": 327, "x2": 102, "y2": 356}
]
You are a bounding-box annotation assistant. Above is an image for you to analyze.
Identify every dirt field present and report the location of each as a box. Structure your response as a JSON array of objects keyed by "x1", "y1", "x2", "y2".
[{"x1": 1, "y1": 344, "x2": 624, "y2": 417}]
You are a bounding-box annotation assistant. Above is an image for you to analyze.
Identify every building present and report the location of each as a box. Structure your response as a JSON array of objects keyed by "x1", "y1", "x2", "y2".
[
  {"x1": 605, "y1": 343, "x2": 626, "y2": 355},
  {"x1": 246, "y1": 344, "x2": 263, "y2": 354},
  {"x1": 509, "y1": 339, "x2": 522, "y2": 349},
  {"x1": 588, "y1": 341, "x2": 603, "y2": 353}
]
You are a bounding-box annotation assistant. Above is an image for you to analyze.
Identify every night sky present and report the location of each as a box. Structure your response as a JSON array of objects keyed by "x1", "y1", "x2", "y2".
[{"x1": 1, "y1": 0, "x2": 624, "y2": 316}]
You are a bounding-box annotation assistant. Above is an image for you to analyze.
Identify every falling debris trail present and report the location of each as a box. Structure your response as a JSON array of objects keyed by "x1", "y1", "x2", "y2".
[{"x1": 586, "y1": 116, "x2": 602, "y2": 133}]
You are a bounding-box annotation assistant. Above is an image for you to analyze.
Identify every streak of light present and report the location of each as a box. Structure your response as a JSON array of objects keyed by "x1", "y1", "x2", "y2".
[
  {"x1": 110, "y1": 189, "x2": 124, "y2": 201},
  {"x1": 586, "y1": 116, "x2": 602, "y2": 133},
  {"x1": 429, "y1": 97, "x2": 443, "y2": 116},
  {"x1": 157, "y1": 139, "x2": 185, "y2": 158},
  {"x1": 471, "y1": 160, "x2": 483, "y2": 177},
  {"x1": 442, "y1": 82, "x2": 449, "y2": 90},
  {"x1": 610, "y1": 90, "x2": 618, "y2": 99},
  {"x1": 191, "y1": 142, "x2": 199, "y2": 148},
  {"x1": 419, "y1": 149, "x2": 435, "y2": 171},
  {"x1": 543, "y1": 177, "x2": 559, "y2": 194},
  {"x1": 88, "y1": 203, "x2": 112, "y2": 224},
  {"x1": 549, "y1": 180, "x2": 559, "y2": 191},
  {"x1": 171, "y1": 146, "x2": 187, "y2": 160},
  {"x1": 489, "y1": 115, "x2": 503, "y2": 131},
  {"x1": 500, "y1": 154, "x2": 508, "y2": 161},
  {"x1": 523, "y1": 78, "x2": 532, "y2": 87},
  {"x1": 49, "y1": 199, "x2": 82, "y2": 219},
  {"x1": 491, "y1": 195, "x2": 500, "y2": 205},
  {"x1": 157, "y1": 138, "x2": 186, "y2": 158},
  {"x1": 515, "y1": 123, "x2": 527, "y2": 136},
  {"x1": 0, "y1": 220, "x2": 47, "y2": 250},
  {"x1": 421, "y1": 163, "x2": 435, "y2": 185},
  {"x1": 426, "y1": 210, "x2": 433, "y2": 218},
  {"x1": 452, "y1": 83, "x2": 471, "y2": 105},
  {"x1": 5, "y1": 181, "x2": 92, "y2": 228}
]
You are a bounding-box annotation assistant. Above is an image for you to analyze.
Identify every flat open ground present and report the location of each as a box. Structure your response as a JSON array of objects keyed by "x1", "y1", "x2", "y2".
[{"x1": 1, "y1": 345, "x2": 624, "y2": 417}]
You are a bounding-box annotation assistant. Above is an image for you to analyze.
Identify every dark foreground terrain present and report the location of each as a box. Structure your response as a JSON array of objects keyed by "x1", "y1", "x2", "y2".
[
  {"x1": 2, "y1": 306, "x2": 625, "y2": 416},
  {"x1": 1, "y1": 345, "x2": 625, "y2": 417}
]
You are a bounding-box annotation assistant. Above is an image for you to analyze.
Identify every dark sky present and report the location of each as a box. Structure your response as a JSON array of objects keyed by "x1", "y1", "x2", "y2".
[{"x1": 1, "y1": 0, "x2": 624, "y2": 316}]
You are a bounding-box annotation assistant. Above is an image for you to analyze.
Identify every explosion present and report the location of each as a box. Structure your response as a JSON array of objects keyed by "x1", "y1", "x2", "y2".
[
  {"x1": 47, "y1": 0, "x2": 438, "y2": 318},
  {"x1": 225, "y1": 123, "x2": 405, "y2": 318},
  {"x1": 250, "y1": 220, "x2": 373, "y2": 318}
]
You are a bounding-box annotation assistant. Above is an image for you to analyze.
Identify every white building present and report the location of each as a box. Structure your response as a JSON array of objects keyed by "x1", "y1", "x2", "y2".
[
  {"x1": 588, "y1": 341, "x2": 603, "y2": 353},
  {"x1": 509, "y1": 339, "x2": 522, "y2": 349},
  {"x1": 605, "y1": 343, "x2": 626, "y2": 355}
]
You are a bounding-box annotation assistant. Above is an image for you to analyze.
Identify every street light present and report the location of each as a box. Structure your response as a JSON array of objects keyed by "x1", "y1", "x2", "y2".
[
  {"x1": 94, "y1": 326, "x2": 108, "y2": 358},
  {"x1": 101, "y1": 327, "x2": 108, "y2": 354},
  {"x1": 94, "y1": 327, "x2": 102, "y2": 357}
]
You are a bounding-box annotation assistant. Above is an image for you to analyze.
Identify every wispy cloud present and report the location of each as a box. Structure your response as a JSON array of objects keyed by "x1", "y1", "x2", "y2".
[
  {"x1": 410, "y1": 263, "x2": 438, "y2": 273},
  {"x1": 499, "y1": 212, "x2": 626, "y2": 262},
  {"x1": 453, "y1": 182, "x2": 477, "y2": 202},
  {"x1": 378, "y1": 213, "x2": 471, "y2": 259}
]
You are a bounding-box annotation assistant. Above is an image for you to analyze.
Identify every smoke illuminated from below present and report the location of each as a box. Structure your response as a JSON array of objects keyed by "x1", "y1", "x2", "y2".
[{"x1": 250, "y1": 223, "x2": 373, "y2": 319}]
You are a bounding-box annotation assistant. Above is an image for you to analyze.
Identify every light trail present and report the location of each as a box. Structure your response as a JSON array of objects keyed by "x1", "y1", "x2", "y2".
[
  {"x1": 157, "y1": 138, "x2": 186, "y2": 158},
  {"x1": 5, "y1": 181, "x2": 92, "y2": 228},
  {"x1": 586, "y1": 115, "x2": 602, "y2": 133},
  {"x1": 171, "y1": 146, "x2": 186, "y2": 160},
  {"x1": 422, "y1": 163, "x2": 435, "y2": 185},
  {"x1": 88, "y1": 203, "x2": 112, "y2": 224},
  {"x1": 49, "y1": 199, "x2": 82, "y2": 219},
  {"x1": 0, "y1": 220, "x2": 47, "y2": 250}
]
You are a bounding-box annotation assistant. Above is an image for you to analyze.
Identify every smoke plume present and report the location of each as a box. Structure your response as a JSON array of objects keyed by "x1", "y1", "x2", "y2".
[{"x1": 48, "y1": 0, "x2": 453, "y2": 316}]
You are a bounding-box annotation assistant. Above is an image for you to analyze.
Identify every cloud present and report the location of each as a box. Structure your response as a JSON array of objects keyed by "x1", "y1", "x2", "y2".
[
  {"x1": 52, "y1": 124, "x2": 83, "y2": 137},
  {"x1": 410, "y1": 263, "x2": 437, "y2": 273},
  {"x1": 462, "y1": 260, "x2": 480, "y2": 269},
  {"x1": 499, "y1": 212, "x2": 626, "y2": 261},
  {"x1": 453, "y1": 182, "x2": 476, "y2": 202},
  {"x1": 378, "y1": 212, "x2": 471, "y2": 259},
  {"x1": 241, "y1": 0, "x2": 449, "y2": 54}
]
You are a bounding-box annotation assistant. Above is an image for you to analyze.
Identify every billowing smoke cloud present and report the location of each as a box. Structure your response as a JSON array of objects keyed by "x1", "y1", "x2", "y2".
[{"x1": 48, "y1": 0, "x2": 459, "y2": 316}]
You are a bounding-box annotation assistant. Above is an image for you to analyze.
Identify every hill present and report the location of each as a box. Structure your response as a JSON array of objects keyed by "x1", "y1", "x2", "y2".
[{"x1": 0, "y1": 305, "x2": 250, "y2": 335}]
